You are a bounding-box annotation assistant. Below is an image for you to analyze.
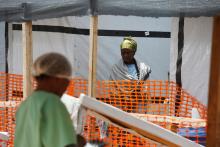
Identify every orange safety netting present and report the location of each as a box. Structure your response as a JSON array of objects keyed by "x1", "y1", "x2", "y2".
[
  {"x1": 82, "y1": 113, "x2": 206, "y2": 146},
  {"x1": 0, "y1": 72, "x2": 207, "y2": 146}
]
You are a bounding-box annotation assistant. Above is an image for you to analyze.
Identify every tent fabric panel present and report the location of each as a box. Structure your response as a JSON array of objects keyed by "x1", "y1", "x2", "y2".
[
  {"x1": 7, "y1": 16, "x2": 171, "y2": 80},
  {"x1": 170, "y1": 17, "x2": 213, "y2": 106},
  {"x1": 97, "y1": 0, "x2": 220, "y2": 17},
  {"x1": 0, "y1": 0, "x2": 220, "y2": 21},
  {"x1": 0, "y1": 0, "x2": 89, "y2": 22},
  {"x1": 0, "y1": 22, "x2": 6, "y2": 72}
]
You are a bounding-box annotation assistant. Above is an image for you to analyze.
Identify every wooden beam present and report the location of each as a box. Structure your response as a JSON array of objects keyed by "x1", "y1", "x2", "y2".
[
  {"x1": 207, "y1": 16, "x2": 220, "y2": 146},
  {"x1": 80, "y1": 94, "x2": 201, "y2": 147},
  {"x1": 22, "y1": 21, "x2": 33, "y2": 99},
  {"x1": 88, "y1": 16, "x2": 98, "y2": 97}
]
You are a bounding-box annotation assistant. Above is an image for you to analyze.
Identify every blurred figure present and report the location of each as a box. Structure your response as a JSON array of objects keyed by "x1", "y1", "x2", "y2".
[{"x1": 14, "y1": 52, "x2": 77, "y2": 147}]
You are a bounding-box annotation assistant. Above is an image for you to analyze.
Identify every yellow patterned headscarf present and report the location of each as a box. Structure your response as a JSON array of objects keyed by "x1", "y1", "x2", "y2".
[{"x1": 120, "y1": 37, "x2": 137, "y2": 52}]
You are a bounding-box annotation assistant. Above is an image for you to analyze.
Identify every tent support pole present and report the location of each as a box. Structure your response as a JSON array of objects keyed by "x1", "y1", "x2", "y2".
[
  {"x1": 207, "y1": 16, "x2": 220, "y2": 147},
  {"x1": 22, "y1": 21, "x2": 33, "y2": 99},
  {"x1": 88, "y1": 15, "x2": 98, "y2": 97}
]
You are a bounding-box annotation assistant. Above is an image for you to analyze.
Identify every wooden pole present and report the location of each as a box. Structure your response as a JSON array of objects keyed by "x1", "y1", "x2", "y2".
[
  {"x1": 207, "y1": 16, "x2": 220, "y2": 146},
  {"x1": 88, "y1": 16, "x2": 98, "y2": 97},
  {"x1": 22, "y1": 21, "x2": 33, "y2": 99}
]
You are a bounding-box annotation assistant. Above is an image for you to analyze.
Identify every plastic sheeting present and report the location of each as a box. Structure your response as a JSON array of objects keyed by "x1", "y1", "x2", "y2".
[
  {"x1": 8, "y1": 16, "x2": 171, "y2": 80},
  {"x1": 0, "y1": 0, "x2": 88, "y2": 22},
  {"x1": 1, "y1": 0, "x2": 220, "y2": 22},
  {"x1": 0, "y1": 22, "x2": 5, "y2": 72},
  {"x1": 61, "y1": 94, "x2": 83, "y2": 133},
  {"x1": 170, "y1": 17, "x2": 213, "y2": 106}
]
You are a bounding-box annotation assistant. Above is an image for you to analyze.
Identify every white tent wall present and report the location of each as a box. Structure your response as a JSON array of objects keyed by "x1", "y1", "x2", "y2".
[
  {"x1": 8, "y1": 16, "x2": 171, "y2": 80},
  {"x1": 170, "y1": 17, "x2": 213, "y2": 106},
  {"x1": 98, "y1": 16, "x2": 171, "y2": 80},
  {"x1": 0, "y1": 22, "x2": 5, "y2": 72}
]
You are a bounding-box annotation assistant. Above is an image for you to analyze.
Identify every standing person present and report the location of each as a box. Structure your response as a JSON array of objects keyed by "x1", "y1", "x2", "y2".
[
  {"x1": 109, "y1": 37, "x2": 151, "y2": 113},
  {"x1": 97, "y1": 37, "x2": 152, "y2": 145},
  {"x1": 14, "y1": 52, "x2": 77, "y2": 147},
  {"x1": 98, "y1": 37, "x2": 152, "y2": 142},
  {"x1": 110, "y1": 37, "x2": 151, "y2": 81}
]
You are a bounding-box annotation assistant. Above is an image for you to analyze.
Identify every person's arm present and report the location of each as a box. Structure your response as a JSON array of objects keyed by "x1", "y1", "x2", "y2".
[
  {"x1": 143, "y1": 66, "x2": 151, "y2": 80},
  {"x1": 76, "y1": 134, "x2": 87, "y2": 147},
  {"x1": 65, "y1": 134, "x2": 86, "y2": 147}
]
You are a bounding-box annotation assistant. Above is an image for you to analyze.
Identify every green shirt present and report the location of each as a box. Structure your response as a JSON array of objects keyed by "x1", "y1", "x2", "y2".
[{"x1": 14, "y1": 91, "x2": 77, "y2": 147}]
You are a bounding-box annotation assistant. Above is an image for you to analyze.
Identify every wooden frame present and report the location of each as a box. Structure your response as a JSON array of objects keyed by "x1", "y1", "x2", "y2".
[
  {"x1": 20, "y1": 15, "x2": 220, "y2": 146},
  {"x1": 80, "y1": 94, "x2": 202, "y2": 147},
  {"x1": 22, "y1": 21, "x2": 33, "y2": 99},
  {"x1": 88, "y1": 15, "x2": 98, "y2": 97},
  {"x1": 207, "y1": 16, "x2": 220, "y2": 147}
]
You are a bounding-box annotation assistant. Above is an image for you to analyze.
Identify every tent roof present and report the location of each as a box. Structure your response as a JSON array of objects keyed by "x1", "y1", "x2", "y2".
[{"x1": 1, "y1": 0, "x2": 220, "y2": 22}]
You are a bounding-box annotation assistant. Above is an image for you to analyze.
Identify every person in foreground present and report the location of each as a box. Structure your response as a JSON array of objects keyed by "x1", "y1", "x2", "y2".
[{"x1": 14, "y1": 52, "x2": 79, "y2": 147}]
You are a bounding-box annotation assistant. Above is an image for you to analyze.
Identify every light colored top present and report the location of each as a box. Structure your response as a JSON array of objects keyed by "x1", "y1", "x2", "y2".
[
  {"x1": 61, "y1": 94, "x2": 87, "y2": 135},
  {"x1": 109, "y1": 59, "x2": 151, "y2": 81},
  {"x1": 14, "y1": 91, "x2": 77, "y2": 147},
  {"x1": 127, "y1": 64, "x2": 138, "y2": 80}
]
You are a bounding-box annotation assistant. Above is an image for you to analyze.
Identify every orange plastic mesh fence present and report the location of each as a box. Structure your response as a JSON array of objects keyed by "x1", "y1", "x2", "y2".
[
  {"x1": 83, "y1": 115, "x2": 164, "y2": 147},
  {"x1": 82, "y1": 113, "x2": 206, "y2": 146},
  {"x1": 0, "y1": 73, "x2": 23, "y2": 147},
  {"x1": 67, "y1": 79, "x2": 207, "y2": 119},
  {"x1": 0, "y1": 72, "x2": 207, "y2": 146}
]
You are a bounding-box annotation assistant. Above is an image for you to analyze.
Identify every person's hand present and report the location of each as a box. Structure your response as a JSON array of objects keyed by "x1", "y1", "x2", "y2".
[{"x1": 77, "y1": 134, "x2": 87, "y2": 147}]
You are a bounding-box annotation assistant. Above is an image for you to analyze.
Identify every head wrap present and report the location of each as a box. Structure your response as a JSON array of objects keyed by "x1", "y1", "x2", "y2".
[
  {"x1": 32, "y1": 52, "x2": 72, "y2": 79},
  {"x1": 120, "y1": 37, "x2": 137, "y2": 52}
]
